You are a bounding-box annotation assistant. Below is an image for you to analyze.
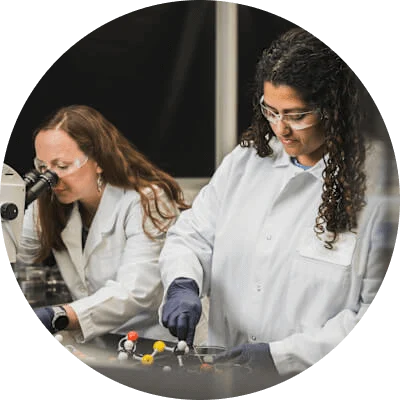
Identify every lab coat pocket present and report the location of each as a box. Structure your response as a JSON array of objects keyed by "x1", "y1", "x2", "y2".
[
  {"x1": 286, "y1": 229, "x2": 356, "y2": 329},
  {"x1": 298, "y1": 229, "x2": 356, "y2": 266}
]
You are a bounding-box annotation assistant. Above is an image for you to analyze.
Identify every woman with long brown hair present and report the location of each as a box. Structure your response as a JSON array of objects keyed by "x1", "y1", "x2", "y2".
[{"x1": 17, "y1": 104, "x2": 188, "y2": 342}]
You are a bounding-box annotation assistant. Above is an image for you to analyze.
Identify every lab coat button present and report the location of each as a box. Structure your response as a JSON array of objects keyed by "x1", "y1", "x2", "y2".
[
  {"x1": 251, "y1": 336, "x2": 257, "y2": 341},
  {"x1": 266, "y1": 234, "x2": 272, "y2": 240}
]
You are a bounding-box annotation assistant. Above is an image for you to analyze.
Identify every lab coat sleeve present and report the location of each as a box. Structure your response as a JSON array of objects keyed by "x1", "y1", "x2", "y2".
[
  {"x1": 70, "y1": 191, "x2": 176, "y2": 342},
  {"x1": 159, "y1": 151, "x2": 235, "y2": 296},
  {"x1": 269, "y1": 195, "x2": 399, "y2": 376}
]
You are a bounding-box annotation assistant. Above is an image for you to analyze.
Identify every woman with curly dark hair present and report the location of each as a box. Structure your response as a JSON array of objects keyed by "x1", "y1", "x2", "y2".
[
  {"x1": 16, "y1": 105, "x2": 188, "y2": 342},
  {"x1": 158, "y1": 27, "x2": 397, "y2": 380}
]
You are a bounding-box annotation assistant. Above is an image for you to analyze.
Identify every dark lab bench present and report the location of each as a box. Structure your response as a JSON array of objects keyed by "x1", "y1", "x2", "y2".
[
  {"x1": 56, "y1": 332, "x2": 289, "y2": 399},
  {"x1": 11, "y1": 262, "x2": 281, "y2": 399}
]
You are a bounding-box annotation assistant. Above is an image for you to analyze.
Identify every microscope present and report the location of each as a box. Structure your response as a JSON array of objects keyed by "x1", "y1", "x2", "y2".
[
  {"x1": 1, "y1": 164, "x2": 58, "y2": 262},
  {"x1": 0, "y1": 164, "x2": 70, "y2": 306}
]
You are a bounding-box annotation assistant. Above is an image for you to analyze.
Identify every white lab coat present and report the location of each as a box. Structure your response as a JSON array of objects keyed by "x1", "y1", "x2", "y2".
[
  {"x1": 17, "y1": 184, "x2": 175, "y2": 342},
  {"x1": 159, "y1": 138, "x2": 398, "y2": 376}
]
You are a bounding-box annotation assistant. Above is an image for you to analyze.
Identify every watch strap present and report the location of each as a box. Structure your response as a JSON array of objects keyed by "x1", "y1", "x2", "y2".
[{"x1": 51, "y1": 305, "x2": 69, "y2": 332}]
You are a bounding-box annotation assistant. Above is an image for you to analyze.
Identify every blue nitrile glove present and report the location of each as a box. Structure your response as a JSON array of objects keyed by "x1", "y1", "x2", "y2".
[
  {"x1": 34, "y1": 306, "x2": 56, "y2": 333},
  {"x1": 162, "y1": 277, "x2": 202, "y2": 345},
  {"x1": 213, "y1": 343, "x2": 278, "y2": 372}
]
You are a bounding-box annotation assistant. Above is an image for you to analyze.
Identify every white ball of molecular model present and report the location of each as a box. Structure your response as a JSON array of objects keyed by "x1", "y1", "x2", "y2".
[
  {"x1": 123, "y1": 340, "x2": 135, "y2": 352},
  {"x1": 117, "y1": 351, "x2": 129, "y2": 361},
  {"x1": 176, "y1": 340, "x2": 189, "y2": 354}
]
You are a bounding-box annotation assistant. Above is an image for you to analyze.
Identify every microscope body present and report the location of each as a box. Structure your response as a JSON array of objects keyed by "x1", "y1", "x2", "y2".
[
  {"x1": 1, "y1": 163, "x2": 58, "y2": 263},
  {"x1": 1, "y1": 164, "x2": 69, "y2": 306},
  {"x1": 1, "y1": 164, "x2": 26, "y2": 263}
]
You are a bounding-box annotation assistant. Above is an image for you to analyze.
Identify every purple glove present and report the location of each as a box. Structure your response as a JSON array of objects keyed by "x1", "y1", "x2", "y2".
[
  {"x1": 162, "y1": 277, "x2": 202, "y2": 345},
  {"x1": 213, "y1": 343, "x2": 278, "y2": 372}
]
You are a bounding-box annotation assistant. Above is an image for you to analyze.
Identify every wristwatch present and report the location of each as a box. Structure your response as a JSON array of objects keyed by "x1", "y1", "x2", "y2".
[{"x1": 51, "y1": 306, "x2": 69, "y2": 332}]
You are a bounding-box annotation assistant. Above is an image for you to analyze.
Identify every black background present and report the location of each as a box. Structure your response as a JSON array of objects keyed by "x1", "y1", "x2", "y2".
[
  {"x1": 2, "y1": 2, "x2": 295, "y2": 178},
  {"x1": 3, "y1": 2, "x2": 389, "y2": 179},
  {"x1": 1, "y1": 2, "x2": 399, "y2": 398}
]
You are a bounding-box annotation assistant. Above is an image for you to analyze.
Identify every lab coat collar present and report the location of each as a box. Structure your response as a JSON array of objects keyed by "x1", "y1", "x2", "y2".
[
  {"x1": 82, "y1": 184, "x2": 125, "y2": 260},
  {"x1": 60, "y1": 184, "x2": 126, "y2": 271},
  {"x1": 60, "y1": 203, "x2": 84, "y2": 280},
  {"x1": 270, "y1": 137, "x2": 326, "y2": 182},
  {"x1": 89, "y1": 184, "x2": 124, "y2": 233}
]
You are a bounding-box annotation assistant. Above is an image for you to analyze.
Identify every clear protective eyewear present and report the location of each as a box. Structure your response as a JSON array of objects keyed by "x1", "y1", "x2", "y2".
[
  {"x1": 33, "y1": 154, "x2": 89, "y2": 178},
  {"x1": 259, "y1": 95, "x2": 321, "y2": 130}
]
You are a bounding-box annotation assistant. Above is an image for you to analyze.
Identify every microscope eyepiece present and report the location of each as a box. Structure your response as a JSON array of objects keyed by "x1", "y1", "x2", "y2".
[
  {"x1": 25, "y1": 170, "x2": 59, "y2": 208},
  {"x1": 23, "y1": 169, "x2": 41, "y2": 191}
]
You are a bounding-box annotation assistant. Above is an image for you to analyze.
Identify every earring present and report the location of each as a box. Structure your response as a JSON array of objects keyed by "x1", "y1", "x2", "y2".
[{"x1": 97, "y1": 173, "x2": 104, "y2": 193}]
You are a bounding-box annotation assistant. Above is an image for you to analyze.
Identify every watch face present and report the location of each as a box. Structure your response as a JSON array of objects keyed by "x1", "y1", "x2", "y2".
[
  {"x1": 52, "y1": 306, "x2": 69, "y2": 331},
  {"x1": 54, "y1": 315, "x2": 69, "y2": 331}
]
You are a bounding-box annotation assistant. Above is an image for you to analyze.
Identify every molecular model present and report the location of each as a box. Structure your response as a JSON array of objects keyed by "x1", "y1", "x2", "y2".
[
  {"x1": 117, "y1": 330, "x2": 139, "y2": 361},
  {"x1": 117, "y1": 330, "x2": 196, "y2": 370}
]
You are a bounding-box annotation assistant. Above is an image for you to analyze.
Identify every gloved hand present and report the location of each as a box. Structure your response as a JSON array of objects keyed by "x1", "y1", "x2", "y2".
[
  {"x1": 213, "y1": 343, "x2": 278, "y2": 372},
  {"x1": 162, "y1": 277, "x2": 202, "y2": 345},
  {"x1": 34, "y1": 306, "x2": 55, "y2": 333}
]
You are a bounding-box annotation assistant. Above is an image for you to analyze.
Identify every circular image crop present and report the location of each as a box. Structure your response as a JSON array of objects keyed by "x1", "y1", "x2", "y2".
[{"x1": 1, "y1": 1, "x2": 399, "y2": 399}]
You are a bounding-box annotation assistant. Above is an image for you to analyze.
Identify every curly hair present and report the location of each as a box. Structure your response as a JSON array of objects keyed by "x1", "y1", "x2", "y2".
[
  {"x1": 32, "y1": 105, "x2": 189, "y2": 262},
  {"x1": 241, "y1": 28, "x2": 366, "y2": 248}
]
